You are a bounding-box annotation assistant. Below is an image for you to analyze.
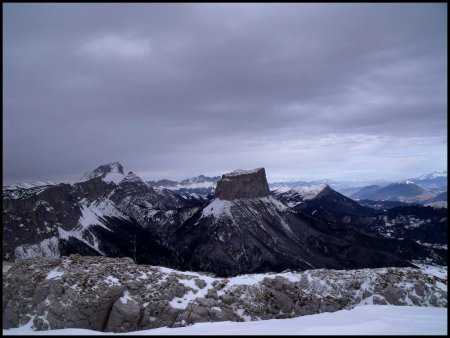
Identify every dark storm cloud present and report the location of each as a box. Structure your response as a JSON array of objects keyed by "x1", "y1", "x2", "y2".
[{"x1": 3, "y1": 4, "x2": 447, "y2": 183}]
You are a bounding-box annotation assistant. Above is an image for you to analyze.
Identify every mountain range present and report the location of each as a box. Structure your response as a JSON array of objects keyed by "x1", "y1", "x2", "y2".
[
  {"x1": 3, "y1": 162, "x2": 447, "y2": 277},
  {"x1": 350, "y1": 182, "x2": 434, "y2": 203},
  {"x1": 143, "y1": 170, "x2": 447, "y2": 204}
]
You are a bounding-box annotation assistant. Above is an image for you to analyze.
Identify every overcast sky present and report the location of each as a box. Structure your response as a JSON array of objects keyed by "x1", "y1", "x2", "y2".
[{"x1": 3, "y1": 3, "x2": 447, "y2": 184}]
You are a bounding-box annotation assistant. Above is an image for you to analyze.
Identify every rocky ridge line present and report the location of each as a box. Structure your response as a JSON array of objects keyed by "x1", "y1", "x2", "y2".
[{"x1": 3, "y1": 255, "x2": 447, "y2": 333}]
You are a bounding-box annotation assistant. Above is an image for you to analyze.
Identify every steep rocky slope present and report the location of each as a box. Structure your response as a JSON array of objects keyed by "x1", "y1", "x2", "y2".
[
  {"x1": 3, "y1": 163, "x2": 193, "y2": 263},
  {"x1": 273, "y1": 184, "x2": 448, "y2": 261}
]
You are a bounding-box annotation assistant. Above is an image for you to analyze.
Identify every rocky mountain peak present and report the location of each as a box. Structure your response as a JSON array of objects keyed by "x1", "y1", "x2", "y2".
[
  {"x1": 314, "y1": 184, "x2": 334, "y2": 198},
  {"x1": 80, "y1": 162, "x2": 125, "y2": 183},
  {"x1": 214, "y1": 168, "x2": 270, "y2": 200},
  {"x1": 181, "y1": 175, "x2": 220, "y2": 184},
  {"x1": 121, "y1": 171, "x2": 147, "y2": 186},
  {"x1": 417, "y1": 170, "x2": 447, "y2": 180}
]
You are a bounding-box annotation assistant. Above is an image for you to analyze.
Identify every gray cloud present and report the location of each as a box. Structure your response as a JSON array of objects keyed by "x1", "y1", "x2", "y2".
[{"x1": 3, "y1": 3, "x2": 447, "y2": 184}]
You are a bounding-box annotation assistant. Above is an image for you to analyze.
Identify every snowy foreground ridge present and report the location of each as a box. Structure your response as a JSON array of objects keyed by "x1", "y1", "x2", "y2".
[
  {"x1": 2, "y1": 255, "x2": 447, "y2": 334},
  {"x1": 3, "y1": 306, "x2": 447, "y2": 335}
]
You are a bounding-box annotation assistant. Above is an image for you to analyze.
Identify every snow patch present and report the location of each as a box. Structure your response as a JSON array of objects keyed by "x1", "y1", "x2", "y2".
[
  {"x1": 169, "y1": 290, "x2": 198, "y2": 310},
  {"x1": 78, "y1": 199, "x2": 130, "y2": 232},
  {"x1": 272, "y1": 184, "x2": 327, "y2": 201},
  {"x1": 104, "y1": 276, "x2": 121, "y2": 286},
  {"x1": 3, "y1": 181, "x2": 55, "y2": 191},
  {"x1": 103, "y1": 172, "x2": 125, "y2": 184},
  {"x1": 119, "y1": 290, "x2": 136, "y2": 304},
  {"x1": 235, "y1": 308, "x2": 252, "y2": 322},
  {"x1": 46, "y1": 268, "x2": 64, "y2": 280},
  {"x1": 58, "y1": 227, "x2": 104, "y2": 255},
  {"x1": 265, "y1": 196, "x2": 288, "y2": 211},
  {"x1": 292, "y1": 184, "x2": 327, "y2": 200},
  {"x1": 413, "y1": 263, "x2": 447, "y2": 280},
  {"x1": 201, "y1": 198, "x2": 232, "y2": 218},
  {"x1": 425, "y1": 201, "x2": 447, "y2": 209},
  {"x1": 226, "y1": 274, "x2": 268, "y2": 287},
  {"x1": 271, "y1": 186, "x2": 293, "y2": 194},
  {"x1": 178, "y1": 279, "x2": 200, "y2": 290},
  {"x1": 136, "y1": 271, "x2": 149, "y2": 280},
  {"x1": 14, "y1": 237, "x2": 60, "y2": 260},
  {"x1": 417, "y1": 170, "x2": 447, "y2": 179},
  {"x1": 169, "y1": 275, "x2": 218, "y2": 310},
  {"x1": 164, "y1": 181, "x2": 216, "y2": 190},
  {"x1": 80, "y1": 162, "x2": 125, "y2": 184},
  {"x1": 223, "y1": 168, "x2": 263, "y2": 177}
]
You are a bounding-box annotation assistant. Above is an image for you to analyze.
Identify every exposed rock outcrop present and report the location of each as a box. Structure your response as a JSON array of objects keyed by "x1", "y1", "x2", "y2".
[
  {"x1": 214, "y1": 168, "x2": 270, "y2": 200},
  {"x1": 2, "y1": 255, "x2": 447, "y2": 333}
]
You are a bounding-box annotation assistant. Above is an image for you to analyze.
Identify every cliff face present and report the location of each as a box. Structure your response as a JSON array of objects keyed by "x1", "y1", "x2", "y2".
[{"x1": 214, "y1": 168, "x2": 270, "y2": 200}]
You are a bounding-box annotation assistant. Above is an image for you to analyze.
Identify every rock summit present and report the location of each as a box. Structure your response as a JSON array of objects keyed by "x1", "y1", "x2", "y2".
[{"x1": 214, "y1": 168, "x2": 270, "y2": 200}]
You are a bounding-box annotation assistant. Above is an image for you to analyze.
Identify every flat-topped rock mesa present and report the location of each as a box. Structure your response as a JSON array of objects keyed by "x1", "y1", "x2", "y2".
[{"x1": 214, "y1": 168, "x2": 271, "y2": 200}]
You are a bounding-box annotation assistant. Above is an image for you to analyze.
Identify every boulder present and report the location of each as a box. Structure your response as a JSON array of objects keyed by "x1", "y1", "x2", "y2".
[{"x1": 105, "y1": 294, "x2": 141, "y2": 332}]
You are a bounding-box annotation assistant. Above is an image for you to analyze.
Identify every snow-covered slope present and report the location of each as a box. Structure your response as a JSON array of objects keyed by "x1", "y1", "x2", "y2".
[
  {"x1": 416, "y1": 170, "x2": 447, "y2": 180},
  {"x1": 172, "y1": 187, "x2": 434, "y2": 276},
  {"x1": 3, "y1": 180, "x2": 55, "y2": 190},
  {"x1": 425, "y1": 201, "x2": 447, "y2": 209},
  {"x1": 147, "y1": 175, "x2": 218, "y2": 202},
  {"x1": 3, "y1": 181, "x2": 56, "y2": 200},
  {"x1": 4, "y1": 305, "x2": 446, "y2": 335},
  {"x1": 55, "y1": 198, "x2": 131, "y2": 256},
  {"x1": 3, "y1": 163, "x2": 194, "y2": 263},
  {"x1": 5, "y1": 178, "x2": 135, "y2": 261},
  {"x1": 80, "y1": 162, "x2": 126, "y2": 184},
  {"x1": 148, "y1": 175, "x2": 219, "y2": 191},
  {"x1": 272, "y1": 184, "x2": 377, "y2": 217},
  {"x1": 351, "y1": 182, "x2": 434, "y2": 203},
  {"x1": 271, "y1": 184, "x2": 327, "y2": 207}
]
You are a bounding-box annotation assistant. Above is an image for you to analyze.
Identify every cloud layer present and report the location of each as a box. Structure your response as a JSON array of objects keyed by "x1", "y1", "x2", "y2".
[{"x1": 3, "y1": 4, "x2": 447, "y2": 183}]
